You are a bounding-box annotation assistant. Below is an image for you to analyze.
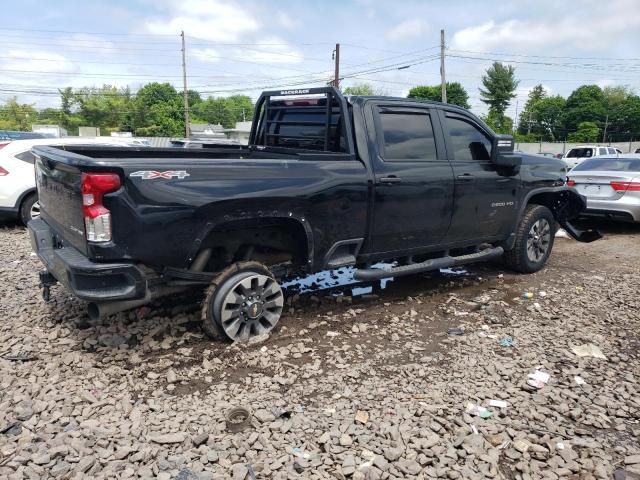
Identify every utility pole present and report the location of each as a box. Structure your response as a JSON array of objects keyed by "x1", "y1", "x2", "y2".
[
  {"x1": 513, "y1": 99, "x2": 519, "y2": 135},
  {"x1": 333, "y1": 43, "x2": 340, "y2": 89},
  {"x1": 526, "y1": 111, "x2": 533, "y2": 136},
  {"x1": 440, "y1": 29, "x2": 447, "y2": 103},
  {"x1": 181, "y1": 31, "x2": 190, "y2": 138},
  {"x1": 602, "y1": 114, "x2": 609, "y2": 143}
]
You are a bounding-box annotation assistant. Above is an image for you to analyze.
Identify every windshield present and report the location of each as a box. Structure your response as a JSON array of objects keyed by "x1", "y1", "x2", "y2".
[
  {"x1": 566, "y1": 148, "x2": 593, "y2": 158},
  {"x1": 572, "y1": 158, "x2": 640, "y2": 172}
]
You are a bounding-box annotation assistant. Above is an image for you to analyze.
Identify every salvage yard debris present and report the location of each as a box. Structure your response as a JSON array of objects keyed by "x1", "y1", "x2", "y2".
[{"x1": 571, "y1": 343, "x2": 607, "y2": 359}]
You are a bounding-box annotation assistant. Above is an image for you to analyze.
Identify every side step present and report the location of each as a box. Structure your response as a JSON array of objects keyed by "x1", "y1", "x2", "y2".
[{"x1": 353, "y1": 247, "x2": 504, "y2": 281}]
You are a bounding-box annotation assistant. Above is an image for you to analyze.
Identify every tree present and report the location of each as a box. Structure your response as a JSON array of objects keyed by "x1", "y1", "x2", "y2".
[
  {"x1": 562, "y1": 85, "x2": 605, "y2": 133},
  {"x1": 226, "y1": 95, "x2": 254, "y2": 122},
  {"x1": 71, "y1": 85, "x2": 132, "y2": 133},
  {"x1": 483, "y1": 110, "x2": 513, "y2": 134},
  {"x1": 479, "y1": 62, "x2": 519, "y2": 119},
  {"x1": 343, "y1": 83, "x2": 375, "y2": 96},
  {"x1": 530, "y1": 96, "x2": 566, "y2": 141},
  {"x1": 407, "y1": 82, "x2": 470, "y2": 109},
  {"x1": 517, "y1": 84, "x2": 547, "y2": 136},
  {"x1": 608, "y1": 94, "x2": 640, "y2": 141},
  {"x1": 0, "y1": 97, "x2": 37, "y2": 131},
  {"x1": 133, "y1": 82, "x2": 184, "y2": 136},
  {"x1": 568, "y1": 121, "x2": 600, "y2": 143}
]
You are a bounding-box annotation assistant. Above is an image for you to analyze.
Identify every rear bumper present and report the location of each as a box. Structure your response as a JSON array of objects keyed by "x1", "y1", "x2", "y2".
[
  {"x1": 28, "y1": 218, "x2": 148, "y2": 302},
  {"x1": 0, "y1": 206, "x2": 19, "y2": 221},
  {"x1": 582, "y1": 197, "x2": 640, "y2": 222}
]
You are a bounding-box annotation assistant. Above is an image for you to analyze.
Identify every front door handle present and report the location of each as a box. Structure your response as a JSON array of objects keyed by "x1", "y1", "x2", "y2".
[
  {"x1": 379, "y1": 176, "x2": 402, "y2": 184},
  {"x1": 456, "y1": 173, "x2": 474, "y2": 181}
]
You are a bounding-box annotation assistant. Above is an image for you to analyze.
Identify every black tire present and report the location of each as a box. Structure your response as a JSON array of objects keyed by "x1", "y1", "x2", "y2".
[
  {"x1": 19, "y1": 193, "x2": 39, "y2": 226},
  {"x1": 201, "y1": 261, "x2": 284, "y2": 342},
  {"x1": 504, "y1": 204, "x2": 556, "y2": 273}
]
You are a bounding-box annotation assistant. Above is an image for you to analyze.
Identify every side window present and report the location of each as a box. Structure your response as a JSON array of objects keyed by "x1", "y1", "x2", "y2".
[
  {"x1": 607, "y1": 148, "x2": 616, "y2": 155},
  {"x1": 377, "y1": 110, "x2": 437, "y2": 161},
  {"x1": 598, "y1": 147, "x2": 608, "y2": 155},
  {"x1": 15, "y1": 151, "x2": 36, "y2": 164},
  {"x1": 445, "y1": 116, "x2": 492, "y2": 161}
]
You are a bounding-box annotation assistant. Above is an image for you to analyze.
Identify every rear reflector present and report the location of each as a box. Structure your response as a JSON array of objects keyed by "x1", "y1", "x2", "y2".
[
  {"x1": 81, "y1": 172, "x2": 121, "y2": 242},
  {"x1": 610, "y1": 181, "x2": 640, "y2": 192},
  {"x1": 566, "y1": 179, "x2": 575, "y2": 187},
  {"x1": 0, "y1": 166, "x2": 8, "y2": 176}
]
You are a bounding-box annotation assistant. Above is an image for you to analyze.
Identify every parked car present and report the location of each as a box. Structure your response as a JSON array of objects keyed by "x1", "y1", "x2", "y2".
[
  {"x1": 28, "y1": 87, "x2": 599, "y2": 342},
  {"x1": 567, "y1": 154, "x2": 640, "y2": 223},
  {"x1": 635, "y1": 148, "x2": 640, "y2": 154},
  {"x1": 539, "y1": 152, "x2": 557, "y2": 158},
  {"x1": 0, "y1": 138, "x2": 138, "y2": 225},
  {"x1": 563, "y1": 145, "x2": 623, "y2": 169}
]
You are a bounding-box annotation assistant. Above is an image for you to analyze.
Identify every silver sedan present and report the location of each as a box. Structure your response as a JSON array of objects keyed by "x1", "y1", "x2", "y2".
[{"x1": 567, "y1": 155, "x2": 640, "y2": 223}]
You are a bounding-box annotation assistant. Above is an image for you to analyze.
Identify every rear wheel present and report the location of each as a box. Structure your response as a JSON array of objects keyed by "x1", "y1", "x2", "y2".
[
  {"x1": 19, "y1": 193, "x2": 39, "y2": 225},
  {"x1": 504, "y1": 205, "x2": 555, "y2": 273},
  {"x1": 201, "y1": 261, "x2": 284, "y2": 342}
]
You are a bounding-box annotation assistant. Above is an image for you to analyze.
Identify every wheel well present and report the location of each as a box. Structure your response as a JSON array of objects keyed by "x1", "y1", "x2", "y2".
[
  {"x1": 526, "y1": 189, "x2": 583, "y2": 221},
  {"x1": 18, "y1": 189, "x2": 36, "y2": 209},
  {"x1": 198, "y1": 218, "x2": 310, "y2": 273}
]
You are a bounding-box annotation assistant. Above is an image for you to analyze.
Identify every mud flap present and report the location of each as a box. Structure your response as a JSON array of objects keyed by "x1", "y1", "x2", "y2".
[{"x1": 553, "y1": 190, "x2": 602, "y2": 243}]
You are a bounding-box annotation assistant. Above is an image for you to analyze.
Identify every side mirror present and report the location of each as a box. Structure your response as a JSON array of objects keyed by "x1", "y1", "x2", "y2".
[{"x1": 491, "y1": 134, "x2": 521, "y2": 168}]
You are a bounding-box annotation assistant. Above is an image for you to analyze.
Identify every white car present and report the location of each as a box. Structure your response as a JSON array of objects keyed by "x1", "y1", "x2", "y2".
[
  {"x1": 563, "y1": 145, "x2": 622, "y2": 170},
  {"x1": 0, "y1": 138, "x2": 136, "y2": 225}
]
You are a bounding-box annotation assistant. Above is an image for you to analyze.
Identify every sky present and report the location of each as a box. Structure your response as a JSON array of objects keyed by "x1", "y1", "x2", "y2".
[{"x1": 2, "y1": 0, "x2": 640, "y2": 120}]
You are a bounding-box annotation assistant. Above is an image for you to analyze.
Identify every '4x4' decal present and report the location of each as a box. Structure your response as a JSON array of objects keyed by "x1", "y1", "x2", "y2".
[{"x1": 130, "y1": 170, "x2": 190, "y2": 180}]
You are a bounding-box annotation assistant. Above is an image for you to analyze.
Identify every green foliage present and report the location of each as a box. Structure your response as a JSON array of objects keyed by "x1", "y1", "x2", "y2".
[
  {"x1": 567, "y1": 121, "x2": 600, "y2": 142},
  {"x1": 483, "y1": 110, "x2": 513, "y2": 134},
  {"x1": 0, "y1": 97, "x2": 38, "y2": 131},
  {"x1": 530, "y1": 96, "x2": 566, "y2": 141},
  {"x1": 133, "y1": 82, "x2": 184, "y2": 136},
  {"x1": 562, "y1": 85, "x2": 606, "y2": 132},
  {"x1": 407, "y1": 82, "x2": 470, "y2": 109},
  {"x1": 191, "y1": 95, "x2": 254, "y2": 128},
  {"x1": 343, "y1": 83, "x2": 376, "y2": 96},
  {"x1": 479, "y1": 62, "x2": 519, "y2": 117},
  {"x1": 72, "y1": 85, "x2": 133, "y2": 133}
]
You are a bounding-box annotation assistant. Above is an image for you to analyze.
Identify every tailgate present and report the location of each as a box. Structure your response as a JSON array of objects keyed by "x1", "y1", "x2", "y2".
[{"x1": 35, "y1": 154, "x2": 87, "y2": 254}]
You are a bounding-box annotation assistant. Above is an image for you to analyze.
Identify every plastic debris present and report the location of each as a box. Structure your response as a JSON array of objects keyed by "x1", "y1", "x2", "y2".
[
  {"x1": 465, "y1": 402, "x2": 493, "y2": 419},
  {"x1": 326, "y1": 331, "x2": 340, "y2": 337},
  {"x1": 574, "y1": 376, "x2": 586, "y2": 386},
  {"x1": 447, "y1": 327, "x2": 465, "y2": 336},
  {"x1": 500, "y1": 336, "x2": 517, "y2": 347},
  {"x1": 556, "y1": 442, "x2": 565, "y2": 450},
  {"x1": 527, "y1": 370, "x2": 550, "y2": 389},
  {"x1": 354, "y1": 410, "x2": 369, "y2": 424},
  {"x1": 522, "y1": 292, "x2": 534, "y2": 300},
  {"x1": 470, "y1": 424, "x2": 479, "y2": 435},
  {"x1": 478, "y1": 331, "x2": 497, "y2": 339},
  {"x1": 498, "y1": 440, "x2": 511, "y2": 449},
  {"x1": 489, "y1": 399, "x2": 508, "y2": 409},
  {"x1": 539, "y1": 291, "x2": 547, "y2": 297},
  {"x1": 571, "y1": 344, "x2": 607, "y2": 360}
]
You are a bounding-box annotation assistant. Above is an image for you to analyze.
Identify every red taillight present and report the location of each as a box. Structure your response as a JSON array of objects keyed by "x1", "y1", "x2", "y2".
[
  {"x1": 610, "y1": 181, "x2": 640, "y2": 192},
  {"x1": 81, "y1": 172, "x2": 121, "y2": 242},
  {"x1": 566, "y1": 179, "x2": 575, "y2": 187},
  {"x1": 0, "y1": 142, "x2": 9, "y2": 150},
  {"x1": 0, "y1": 166, "x2": 8, "y2": 176}
]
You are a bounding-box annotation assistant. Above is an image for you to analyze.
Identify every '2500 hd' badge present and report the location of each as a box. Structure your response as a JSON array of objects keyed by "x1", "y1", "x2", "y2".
[{"x1": 130, "y1": 170, "x2": 190, "y2": 180}]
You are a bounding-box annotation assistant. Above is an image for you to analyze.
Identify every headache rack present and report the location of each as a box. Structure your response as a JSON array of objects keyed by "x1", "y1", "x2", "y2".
[{"x1": 249, "y1": 86, "x2": 355, "y2": 155}]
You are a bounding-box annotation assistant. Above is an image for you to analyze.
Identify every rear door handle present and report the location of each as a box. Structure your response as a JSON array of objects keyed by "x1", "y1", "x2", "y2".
[
  {"x1": 456, "y1": 173, "x2": 474, "y2": 181},
  {"x1": 379, "y1": 176, "x2": 402, "y2": 184}
]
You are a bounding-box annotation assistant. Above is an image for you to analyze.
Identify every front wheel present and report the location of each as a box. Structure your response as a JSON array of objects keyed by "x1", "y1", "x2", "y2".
[
  {"x1": 201, "y1": 261, "x2": 285, "y2": 342},
  {"x1": 19, "y1": 193, "x2": 40, "y2": 225},
  {"x1": 504, "y1": 205, "x2": 555, "y2": 273}
]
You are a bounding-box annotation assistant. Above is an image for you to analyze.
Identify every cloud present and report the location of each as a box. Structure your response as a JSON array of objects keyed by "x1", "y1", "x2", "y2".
[
  {"x1": 452, "y1": 2, "x2": 640, "y2": 52},
  {"x1": 385, "y1": 19, "x2": 428, "y2": 42},
  {"x1": 192, "y1": 48, "x2": 221, "y2": 63},
  {"x1": 239, "y1": 37, "x2": 303, "y2": 64},
  {"x1": 276, "y1": 12, "x2": 300, "y2": 30},
  {"x1": 146, "y1": 0, "x2": 259, "y2": 42},
  {"x1": 5, "y1": 49, "x2": 74, "y2": 73}
]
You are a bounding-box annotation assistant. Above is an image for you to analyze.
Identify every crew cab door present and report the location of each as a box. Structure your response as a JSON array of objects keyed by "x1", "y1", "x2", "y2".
[
  {"x1": 439, "y1": 111, "x2": 520, "y2": 241},
  {"x1": 366, "y1": 103, "x2": 454, "y2": 253}
]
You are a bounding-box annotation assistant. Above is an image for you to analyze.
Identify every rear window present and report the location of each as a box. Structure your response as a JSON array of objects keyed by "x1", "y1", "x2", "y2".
[
  {"x1": 378, "y1": 111, "x2": 437, "y2": 161},
  {"x1": 262, "y1": 100, "x2": 345, "y2": 152},
  {"x1": 572, "y1": 158, "x2": 640, "y2": 172},
  {"x1": 15, "y1": 151, "x2": 36, "y2": 164},
  {"x1": 566, "y1": 148, "x2": 594, "y2": 158}
]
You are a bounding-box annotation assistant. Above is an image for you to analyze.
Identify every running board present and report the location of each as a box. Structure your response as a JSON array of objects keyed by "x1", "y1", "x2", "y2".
[{"x1": 353, "y1": 247, "x2": 504, "y2": 281}]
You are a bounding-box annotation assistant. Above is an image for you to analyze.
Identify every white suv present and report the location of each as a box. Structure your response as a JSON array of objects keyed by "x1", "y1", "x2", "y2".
[
  {"x1": 0, "y1": 138, "x2": 136, "y2": 224},
  {"x1": 563, "y1": 145, "x2": 622, "y2": 170}
]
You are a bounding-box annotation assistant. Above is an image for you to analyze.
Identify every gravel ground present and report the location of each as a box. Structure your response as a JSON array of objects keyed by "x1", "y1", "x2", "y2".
[{"x1": 1, "y1": 221, "x2": 639, "y2": 479}]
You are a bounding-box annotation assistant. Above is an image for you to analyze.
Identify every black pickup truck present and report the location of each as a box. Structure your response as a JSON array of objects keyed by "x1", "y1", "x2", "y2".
[{"x1": 28, "y1": 87, "x2": 598, "y2": 342}]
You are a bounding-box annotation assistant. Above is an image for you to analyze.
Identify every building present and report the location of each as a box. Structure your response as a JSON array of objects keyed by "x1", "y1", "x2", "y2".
[
  {"x1": 188, "y1": 123, "x2": 226, "y2": 139},
  {"x1": 32, "y1": 124, "x2": 68, "y2": 138},
  {"x1": 223, "y1": 121, "x2": 252, "y2": 144}
]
